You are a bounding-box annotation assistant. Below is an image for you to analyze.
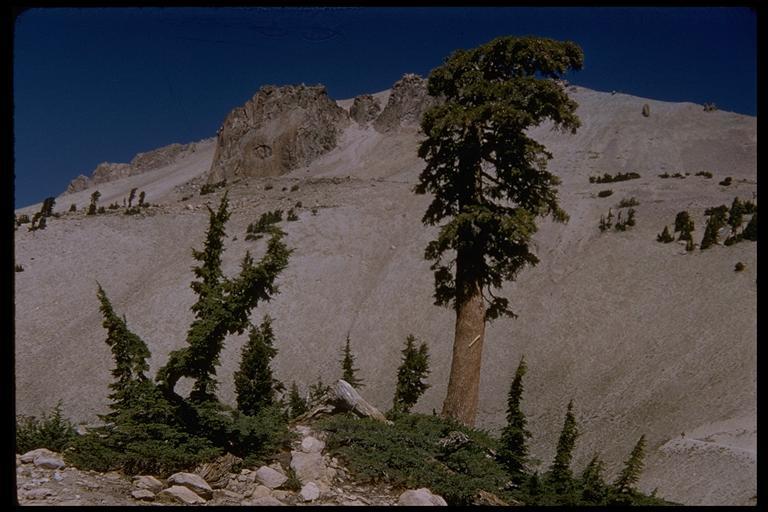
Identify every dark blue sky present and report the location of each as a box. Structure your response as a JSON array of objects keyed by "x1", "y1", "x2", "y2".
[{"x1": 13, "y1": 7, "x2": 756, "y2": 208}]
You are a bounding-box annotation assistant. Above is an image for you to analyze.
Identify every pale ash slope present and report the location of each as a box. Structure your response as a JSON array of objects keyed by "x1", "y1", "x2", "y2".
[{"x1": 14, "y1": 87, "x2": 755, "y2": 506}]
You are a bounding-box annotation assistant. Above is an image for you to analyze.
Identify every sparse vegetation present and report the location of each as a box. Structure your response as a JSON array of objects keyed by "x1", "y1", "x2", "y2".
[
  {"x1": 264, "y1": 183, "x2": 274, "y2": 190},
  {"x1": 15, "y1": 401, "x2": 76, "y2": 454},
  {"x1": 617, "y1": 197, "x2": 639, "y2": 208},
  {"x1": 391, "y1": 335, "x2": 430, "y2": 415},
  {"x1": 742, "y1": 211, "x2": 757, "y2": 241},
  {"x1": 16, "y1": 214, "x2": 30, "y2": 226},
  {"x1": 656, "y1": 226, "x2": 674, "y2": 243},
  {"x1": 290, "y1": 184, "x2": 300, "y2": 192},
  {"x1": 200, "y1": 179, "x2": 227, "y2": 195},
  {"x1": 497, "y1": 356, "x2": 530, "y2": 483},
  {"x1": 597, "y1": 189, "x2": 613, "y2": 198},
  {"x1": 734, "y1": 262, "x2": 746, "y2": 272},
  {"x1": 287, "y1": 381, "x2": 308, "y2": 419},
  {"x1": 589, "y1": 172, "x2": 640, "y2": 184},
  {"x1": 286, "y1": 208, "x2": 299, "y2": 222},
  {"x1": 69, "y1": 204, "x2": 77, "y2": 212},
  {"x1": 658, "y1": 172, "x2": 670, "y2": 179},
  {"x1": 718, "y1": 176, "x2": 732, "y2": 186},
  {"x1": 29, "y1": 197, "x2": 57, "y2": 230},
  {"x1": 340, "y1": 335, "x2": 364, "y2": 389},
  {"x1": 15, "y1": 264, "x2": 24, "y2": 272},
  {"x1": 701, "y1": 204, "x2": 728, "y2": 250},
  {"x1": 245, "y1": 210, "x2": 284, "y2": 241},
  {"x1": 695, "y1": 171, "x2": 713, "y2": 178},
  {"x1": 703, "y1": 102, "x2": 718, "y2": 112},
  {"x1": 87, "y1": 191, "x2": 101, "y2": 216}
]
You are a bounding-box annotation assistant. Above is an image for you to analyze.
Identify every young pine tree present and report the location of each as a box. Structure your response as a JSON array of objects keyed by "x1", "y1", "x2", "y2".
[
  {"x1": 700, "y1": 212, "x2": 725, "y2": 250},
  {"x1": 287, "y1": 381, "x2": 308, "y2": 419},
  {"x1": 742, "y1": 211, "x2": 757, "y2": 241},
  {"x1": 673, "y1": 211, "x2": 693, "y2": 234},
  {"x1": 128, "y1": 188, "x2": 137, "y2": 208},
  {"x1": 339, "y1": 334, "x2": 364, "y2": 389},
  {"x1": 580, "y1": 453, "x2": 608, "y2": 505},
  {"x1": 234, "y1": 315, "x2": 283, "y2": 416},
  {"x1": 612, "y1": 435, "x2": 647, "y2": 502},
  {"x1": 87, "y1": 191, "x2": 101, "y2": 216},
  {"x1": 308, "y1": 377, "x2": 331, "y2": 408},
  {"x1": 547, "y1": 400, "x2": 579, "y2": 495},
  {"x1": 497, "y1": 356, "x2": 531, "y2": 483},
  {"x1": 391, "y1": 335, "x2": 431, "y2": 414},
  {"x1": 728, "y1": 197, "x2": 744, "y2": 233},
  {"x1": 138, "y1": 191, "x2": 146, "y2": 207},
  {"x1": 656, "y1": 225, "x2": 674, "y2": 243}
]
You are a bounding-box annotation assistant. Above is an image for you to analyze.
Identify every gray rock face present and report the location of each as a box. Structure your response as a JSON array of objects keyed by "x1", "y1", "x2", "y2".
[
  {"x1": 374, "y1": 74, "x2": 439, "y2": 133},
  {"x1": 130, "y1": 143, "x2": 195, "y2": 171},
  {"x1": 208, "y1": 84, "x2": 350, "y2": 182},
  {"x1": 349, "y1": 94, "x2": 382, "y2": 124},
  {"x1": 254, "y1": 466, "x2": 288, "y2": 489},
  {"x1": 33, "y1": 456, "x2": 65, "y2": 469},
  {"x1": 131, "y1": 489, "x2": 155, "y2": 501},
  {"x1": 397, "y1": 488, "x2": 448, "y2": 506},
  {"x1": 290, "y1": 450, "x2": 327, "y2": 484},
  {"x1": 300, "y1": 481, "x2": 321, "y2": 501},
  {"x1": 66, "y1": 175, "x2": 90, "y2": 194},
  {"x1": 158, "y1": 485, "x2": 207, "y2": 505},
  {"x1": 167, "y1": 472, "x2": 213, "y2": 499},
  {"x1": 300, "y1": 435, "x2": 326, "y2": 453}
]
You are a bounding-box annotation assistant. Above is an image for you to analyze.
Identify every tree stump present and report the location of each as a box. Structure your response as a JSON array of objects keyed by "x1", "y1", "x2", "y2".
[{"x1": 297, "y1": 379, "x2": 391, "y2": 424}]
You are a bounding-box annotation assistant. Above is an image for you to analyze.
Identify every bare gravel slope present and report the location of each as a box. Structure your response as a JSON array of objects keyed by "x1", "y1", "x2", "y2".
[{"x1": 14, "y1": 86, "x2": 756, "y2": 506}]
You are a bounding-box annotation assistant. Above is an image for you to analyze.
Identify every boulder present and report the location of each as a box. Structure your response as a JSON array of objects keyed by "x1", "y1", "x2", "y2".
[
  {"x1": 33, "y1": 455, "x2": 65, "y2": 469},
  {"x1": 300, "y1": 481, "x2": 321, "y2": 501},
  {"x1": 208, "y1": 84, "x2": 350, "y2": 182},
  {"x1": 158, "y1": 485, "x2": 206, "y2": 505},
  {"x1": 247, "y1": 485, "x2": 272, "y2": 499},
  {"x1": 398, "y1": 488, "x2": 448, "y2": 506},
  {"x1": 133, "y1": 475, "x2": 164, "y2": 493},
  {"x1": 301, "y1": 436, "x2": 326, "y2": 453},
  {"x1": 20, "y1": 448, "x2": 56, "y2": 464},
  {"x1": 290, "y1": 450, "x2": 327, "y2": 484},
  {"x1": 349, "y1": 94, "x2": 382, "y2": 124},
  {"x1": 167, "y1": 472, "x2": 213, "y2": 499},
  {"x1": 254, "y1": 465, "x2": 288, "y2": 489},
  {"x1": 131, "y1": 489, "x2": 155, "y2": 501}
]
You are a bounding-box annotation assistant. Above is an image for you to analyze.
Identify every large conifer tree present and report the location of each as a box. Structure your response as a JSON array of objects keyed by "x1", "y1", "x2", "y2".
[{"x1": 415, "y1": 36, "x2": 583, "y2": 425}]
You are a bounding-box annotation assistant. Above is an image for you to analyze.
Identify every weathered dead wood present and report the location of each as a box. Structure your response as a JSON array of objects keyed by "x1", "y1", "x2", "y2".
[{"x1": 296, "y1": 379, "x2": 391, "y2": 424}]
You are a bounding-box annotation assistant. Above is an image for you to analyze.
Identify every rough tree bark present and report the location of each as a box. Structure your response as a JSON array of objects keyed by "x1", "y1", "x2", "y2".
[{"x1": 297, "y1": 379, "x2": 390, "y2": 424}]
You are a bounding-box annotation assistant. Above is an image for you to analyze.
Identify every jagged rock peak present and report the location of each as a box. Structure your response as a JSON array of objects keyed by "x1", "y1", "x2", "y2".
[
  {"x1": 349, "y1": 94, "x2": 381, "y2": 125},
  {"x1": 373, "y1": 73, "x2": 439, "y2": 133},
  {"x1": 207, "y1": 83, "x2": 350, "y2": 182}
]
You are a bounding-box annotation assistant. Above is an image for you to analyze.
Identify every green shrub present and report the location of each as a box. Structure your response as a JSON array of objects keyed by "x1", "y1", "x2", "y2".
[
  {"x1": 597, "y1": 190, "x2": 613, "y2": 198},
  {"x1": 16, "y1": 214, "x2": 30, "y2": 225},
  {"x1": 15, "y1": 264, "x2": 24, "y2": 272},
  {"x1": 320, "y1": 413, "x2": 509, "y2": 506},
  {"x1": 695, "y1": 171, "x2": 713, "y2": 178},
  {"x1": 200, "y1": 179, "x2": 227, "y2": 195},
  {"x1": 734, "y1": 262, "x2": 746, "y2": 272},
  {"x1": 311, "y1": 208, "x2": 318, "y2": 216},
  {"x1": 286, "y1": 381, "x2": 308, "y2": 419},
  {"x1": 286, "y1": 208, "x2": 299, "y2": 222},
  {"x1": 15, "y1": 401, "x2": 76, "y2": 454},
  {"x1": 290, "y1": 184, "x2": 300, "y2": 192},
  {"x1": 656, "y1": 226, "x2": 674, "y2": 243},
  {"x1": 658, "y1": 172, "x2": 670, "y2": 179},
  {"x1": 671, "y1": 172, "x2": 685, "y2": 179},
  {"x1": 718, "y1": 177, "x2": 732, "y2": 186},
  {"x1": 742, "y1": 212, "x2": 757, "y2": 241},
  {"x1": 340, "y1": 335, "x2": 364, "y2": 389},
  {"x1": 391, "y1": 335, "x2": 430, "y2": 415},
  {"x1": 589, "y1": 172, "x2": 640, "y2": 184},
  {"x1": 69, "y1": 204, "x2": 77, "y2": 212},
  {"x1": 246, "y1": 210, "x2": 284, "y2": 240}
]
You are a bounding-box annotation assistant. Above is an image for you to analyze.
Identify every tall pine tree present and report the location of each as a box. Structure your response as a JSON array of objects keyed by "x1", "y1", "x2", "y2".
[
  {"x1": 547, "y1": 399, "x2": 579, "y2": 495},
  {"x1": 391, "y1": 335, "x2": 431, "y2": 414},
  {"x1": 612, "y1": 434, "x2": 647, "y2": 501},
  {"x1": 234, "y1": 315, "x2": 283, "y2": 416},
  {"x1": 580, "y1": 453, "x2": 608, "y2": 505},
  {"x1": 497, "y1": 355, "x2": 531, "y2": 482},
  {"x1": 339, "y1": 334, "x2": 364, "y2": 388}
]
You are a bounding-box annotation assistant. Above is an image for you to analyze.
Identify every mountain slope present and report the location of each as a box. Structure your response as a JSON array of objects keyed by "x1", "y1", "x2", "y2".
[{"x1": 14, "y1": 84, "x2": 756, "y2": 506}]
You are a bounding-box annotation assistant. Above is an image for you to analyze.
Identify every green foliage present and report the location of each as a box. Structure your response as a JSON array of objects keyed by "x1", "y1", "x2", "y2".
[
  {"x1": 128, "y1": 188, "x2": 137, "y2": 208},
  {"x1": 589, "y1": 172, "x2": 640, "y2": 184},
  {"x1": 340, "y1": 335, "x2": 364, "y2": 388},
  {"x1": 138, "y1": 191, "x2": 146, "y2": 206},
  {"x1": 415, "y1": 35, "x2": 582, "y2": 321},
  {"x1": 547, "y1": 400, "x2": 579, "y2": 495},
  {"x1": 321, "y1": 413, "x2": 509, "y2": 506},
  {"x1": 617, "y1": 197, "x2": 640, "y2": 208},
  {"x1": 108, "y1": 202, "x2": 120, "y2": 210},
  {"x1": 69, "y1": 204, "x2": 77, "y2": 212},
  {"x1": 234, "y1": 315, "x2": 283, "y2": 416},
  {"x1": 16, "y1": 214, "x2": 31, "y2": 225},
  {"x1": 286, "y1": 208, "x2": 299, "y2": 222},
  {"x1": 674, "y1": 211, "x2": 694, "y2": 234},
  {"x1": 695, "y1": 171, "x2": 713, "y2": 178},
  {"x1": 246, "y1": 210, "x2": 284, "y2": 241},
  {"x1": 685, "y1": 238, "x2": 696, "y2": 252},
  {"x1": 656, "y1": 226, "x2": 674, "y2": 243},
  {"x1": 718, "y1": 176, "x2": 732, "y2": 186},
  {"x1": 28, "y1": 197, "x2": 57, "y2": 230},
  {"x1": 308, "y1": 377, "x2": 332, "y2": 408},
  {"x1": 97, "y1": 206, "x2": 105, "y2": 214},
  {"x1": 734, "y1": 261, "x2": 746, "y2": 272},
  {"x1": 671, "y1": 172, "x2": 685, "y2": 179},
  {"x1": 741, "y1": 199, "x2": 757, "y2": 215},
  {"x1": 580, "y1": 454, "x2": 608, "y2": 505},
  {"x1": 742, "y1": 211, "x2": 757, "y2": 241},
  {"x1": 283, "y1": 466, "x2": 302, "y2": 491},
  {"x1": 391, "y1": 335, "x2": 431, "y2": 414},
  {"x1": 611, "y1": 435, "x2": 647, "y2": 503},
  {"x1": 658, "y1": 172, "x2": 670, "y2": 179},
  {"x1": 200, "y1": 179, "x2": 227, "y2": 195},
  {"x1": 15, "y1": 401, "x2": 76, "y2": 454},
  {"x1": 700, "y1": 206, "x2": 727, "y2": 250},
  {"x1": 15, "y1": 264, "x2": 24, "y2": 272},
  {"x1": 728, "y1": 197, "x2": 744, "y2": 231},
  {"x1": 287, "y1": 381, "x2": 308, "y2": 419},
  {"x1": 157, "y1": 193, "x2": 291, "y2": 399},
  {"x1": 87, "y1": 191, "x2": 101, "y2": 216},
  {"x1": 597, "y1": 189, "x2": 613, "y2": 198},
  {"x1": 497, "y1": 356, "x2": 530, "y2": 482}
]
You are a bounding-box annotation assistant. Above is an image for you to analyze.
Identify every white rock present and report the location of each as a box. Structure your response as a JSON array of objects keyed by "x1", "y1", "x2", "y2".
[
  {"x1": 301, "y1": 436, "x2": 326, "y2": 453},
  {"x1": 398, "y1": 488, "x2": 448, "y2": 506},
  {"x1": 131, "y1": 489, "x2": 155, "y2": 501},
  {"x1": 24, "y1": 487, "x2": 54, "y2": 499},
  {"x1": 290, "y1": 450, "x2": 326, "y2": 483},
  {"x1": 53, "y1": 471, "x2": 64, "y2": 481},
  {"x1": 20, "y1": 448, "x2": 56, "y2": 464},
  {"x1": 33, "y1": 456, "x2": 65, "y2": 469},
  {"x1": 254, "y1": 465, "x2": 288, "y2": 489},
  {"x1": 250, "y1": 495, "x2": 286, "y2": 506},
  {"x1": 133, "y1": 475, "x2": 164, "y2": 493},
  {"x1": 167, "y1": 472, "x2": 213, "y2": 499},
  {"x1": 300, "y1": 481, "x2": 321, "y2": 501},
  {"x1": 248, "y1": 484, "x2": 272, "y2": 499},
  {"x1": 158, "y1": 485, "x2": 206, "y2": 505}
]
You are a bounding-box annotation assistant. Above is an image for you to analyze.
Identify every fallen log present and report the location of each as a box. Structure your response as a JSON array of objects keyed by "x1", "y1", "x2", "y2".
[{"x1": 297, "y1": 379, "x2": 391, "y2": 424}]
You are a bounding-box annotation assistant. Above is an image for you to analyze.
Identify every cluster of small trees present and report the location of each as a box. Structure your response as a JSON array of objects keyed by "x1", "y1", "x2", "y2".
[
  {"x1": 589, "y1": 172, "x2": 640, "y2": 184},
  {"x1": 694, "y1": 171, "x2": 713, "y2": 178},
  {"x1": 599, "y1": 207, "x2": 636, "y2": 232},
  {"x1": 246, "y1": 210, "x2": 284, "y2": 240},
  {"x1": 26, "y1": 197, "x2": 56, "y2": 231},
  {"x1": 658, "y1": 172, "x2": 686, "y2": 179},
  {"x1": 703, "y1": 102, "x2": 718, "y2": 112},
  {"x1": 200, "y1": 179, "x2": 227, "y2": 195},
  {"x1": 657, "y1": 199, "x2": 756, "y2": 250}
]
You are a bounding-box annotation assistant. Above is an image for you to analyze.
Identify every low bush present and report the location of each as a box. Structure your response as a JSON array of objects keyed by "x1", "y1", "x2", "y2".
[
  {"x1": 290, "y1": 184, "x2": 300, "y2": 192},
  {"x1": 16, "y1": 401, "x2": 76, "y2": 454},
  {"x1": 656, "y1": 226, "x2": 674, "y2": 243},
  {"x1": 15, "y1": 264, "x2": 24, "y2": 272},
  {"x1": 200, "y1": 179, "x2": 227, "y2": 195},
  {"x1": 588, "y1": 172, "x2": 640, "y2": 184},
  {"x1": 69, "y1": 204, "x2": 77, "y2": 212},
  {"x1": 246, "y1": 210, "x2": 284, "y2": 240},
  {"x1": 597, "y1": 190, "x2": 613, "y2": 198},
  {"x1": 719, "y1": 177, "x2": 732, "y2": 186},
  {"x1": 16, "y1": 214, "x2": 30, "y2": 226},
  {"x1": 735, "y1": 262, "x2": 746, "y2": 272},
  {"x1": 264, "y1": 183, "x2": 274, "y2": 191},
  {"x1": 695, "y1": 171, "x2": 713, "y2": 178},
  {"x1": 658, "y1": 172, "x2": 670, "y2": 179},
  {"x1": 617, "y1": 197, "x2": 639, "y2": 208},
  {"x1": 286, "y1": 208, "x2": 299, "y2": 222}
]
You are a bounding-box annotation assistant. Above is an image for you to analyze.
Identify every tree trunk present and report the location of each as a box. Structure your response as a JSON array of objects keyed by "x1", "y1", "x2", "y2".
[{"x1": 441, "y1": 264, "x2": 486, "y2": 426}]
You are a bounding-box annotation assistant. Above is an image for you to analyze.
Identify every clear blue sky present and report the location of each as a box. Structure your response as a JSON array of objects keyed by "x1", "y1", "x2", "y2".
[{"x1": 13, "y1": 7, "x2": 756, "y2": 208}]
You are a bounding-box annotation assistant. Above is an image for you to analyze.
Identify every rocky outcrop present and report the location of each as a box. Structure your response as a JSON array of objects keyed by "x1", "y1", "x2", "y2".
[
  {"x1": 167, "y1": 472, "x2": 213, "y2": 499},
  {"x1": 397, "y1": 488, "x2": 448, "y2": 506},
  {"x1": 207, "y1": 84, "x2": 350, "y2": 182},
  {"x1": 373, "y1": 74, "x2": 439, "y2": 133},
  {"x1": 64, "y1": 141, "x2": 202, "y2": 194},
  {"x1": 349, "y1": 94, "x2": 381, "y2": 124}
]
